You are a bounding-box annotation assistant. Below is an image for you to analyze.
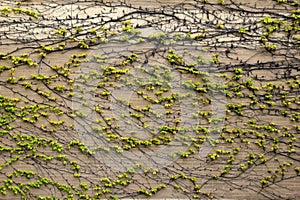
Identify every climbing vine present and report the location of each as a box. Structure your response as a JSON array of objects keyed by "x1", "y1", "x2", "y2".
[{"x1": 0, "y1": 0, "x2": 299, "y2": 199}]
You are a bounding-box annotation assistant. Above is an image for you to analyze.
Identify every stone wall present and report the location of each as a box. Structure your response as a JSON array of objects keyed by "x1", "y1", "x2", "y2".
[{"x1": 0, "y1": 0, "x2": 299, "y2": 199}]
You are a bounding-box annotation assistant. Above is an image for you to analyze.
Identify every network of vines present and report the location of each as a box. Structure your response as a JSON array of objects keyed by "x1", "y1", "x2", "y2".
[{"x1": 0, "y1": 0, "x2": 299, "y2": 199}]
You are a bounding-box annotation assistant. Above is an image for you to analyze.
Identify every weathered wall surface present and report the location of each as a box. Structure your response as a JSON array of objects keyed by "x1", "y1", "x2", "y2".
[{"x1": 0, "y1": 0, "x2": 299, "y2": 199}]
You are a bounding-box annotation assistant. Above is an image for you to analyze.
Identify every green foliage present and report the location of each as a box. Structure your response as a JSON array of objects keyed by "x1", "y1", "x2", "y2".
[
  {"x1": 238, "y1": 27, "x2": 248, "y2": 34},
  {"x1": 0, "y1": 1, "x2": 299, "y2": 199},
  {"x1": 167, "y1": 50, "x2": 184, "y2": 65}
]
